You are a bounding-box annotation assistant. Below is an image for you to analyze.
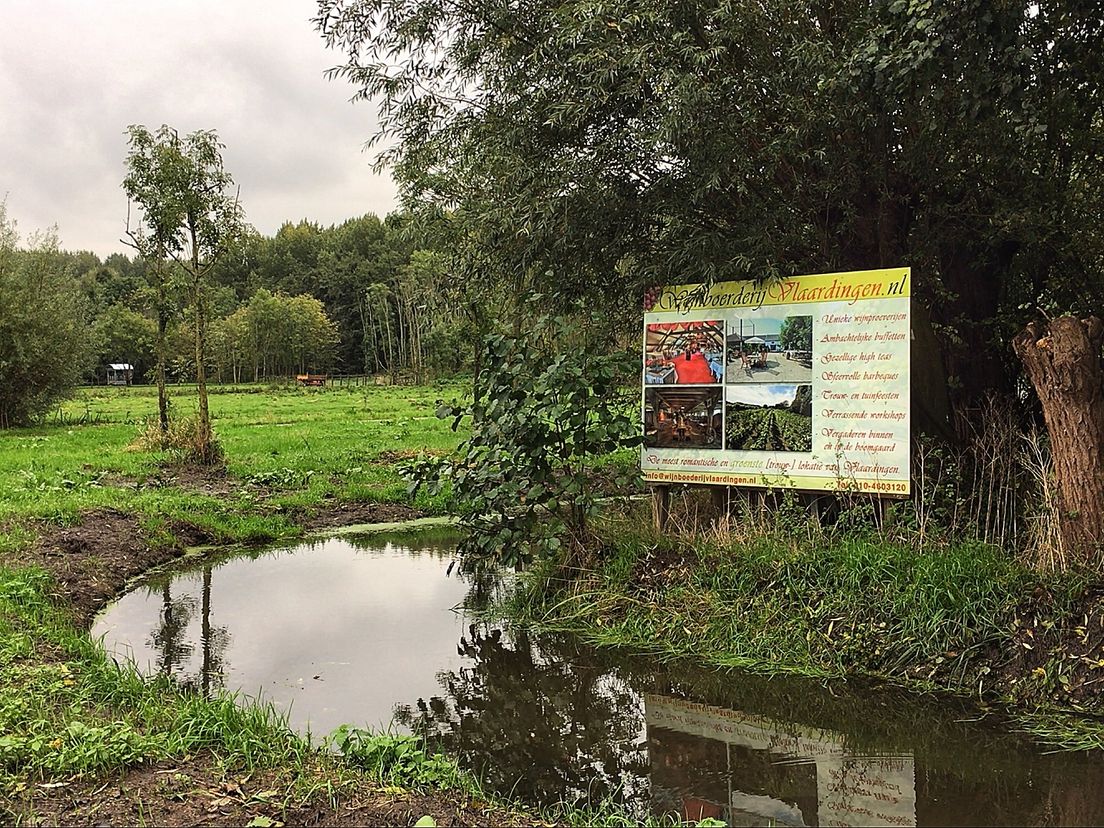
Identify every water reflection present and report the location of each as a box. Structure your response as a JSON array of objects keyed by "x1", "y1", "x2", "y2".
[
  {"x1": 147, "y1": 569, "x2": 231, "y2": 696},
  {"x1": 95, "y1": 532, "x2": 1104, "y2": 826},
  {"x1": 395, "y1": 625, "x2": 650, "y2": 814},
  {"x1": 646, "y1": 695, "x2": 914, "y2": 826},
  {"x1": 95, "y1": 532, "x2": 471, "y2": 734},
  {"x1": 149, "y1": 582, "x2": 194, "y2": 675}
]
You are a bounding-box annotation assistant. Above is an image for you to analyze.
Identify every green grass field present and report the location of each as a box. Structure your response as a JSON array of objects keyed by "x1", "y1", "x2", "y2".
[
  {"x1": 0, "y1": 382, "x2": 469, "y2": 554},
  {"x1": 0, "y1": 382, "x2": 697, "y2": 826}
]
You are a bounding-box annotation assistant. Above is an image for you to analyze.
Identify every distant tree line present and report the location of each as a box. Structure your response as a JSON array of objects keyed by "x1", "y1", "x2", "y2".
[{"x1": 0, "y1": 207, "x2": 472, "y2": 417}]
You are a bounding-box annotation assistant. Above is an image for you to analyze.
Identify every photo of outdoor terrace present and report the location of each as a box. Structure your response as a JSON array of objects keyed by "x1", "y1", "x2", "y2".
[
  {"x1": 644, "y1": 387, "x2": 723, "y2": 449},
  {"x1": 645, "y1": 321, "x2": 725, "y2": 385},
  {"x1": 726, "y1": 316, "x2": 813, "y2": 384}
]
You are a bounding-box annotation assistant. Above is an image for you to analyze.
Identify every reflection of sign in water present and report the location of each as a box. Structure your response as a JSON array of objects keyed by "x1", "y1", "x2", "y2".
[
  {"x1": 645, "y1": 695, "x2": 916, "y2": 828},
  {"x1": 817, "y1": 756, "x2": 915, "y2": 828}
]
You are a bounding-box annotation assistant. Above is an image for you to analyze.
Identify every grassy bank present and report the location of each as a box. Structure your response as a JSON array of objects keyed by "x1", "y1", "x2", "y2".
[
  {"x1": 0, "y1": 384, "x2": 705, "y2": 825},
  {"x1": 502, "y1": 504, "x2": 1104, "y2": 750}
]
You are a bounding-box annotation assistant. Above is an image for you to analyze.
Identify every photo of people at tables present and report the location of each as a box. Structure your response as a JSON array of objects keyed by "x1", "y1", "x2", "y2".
[
  {"x1": 644, "y1": 387, "x2": 723, "y2": 449},
  {"x1": 645, "y1": 321, "x2": 725, "y2": 385},
  {"x1": 725, "y1": 316, "x2": 813, "y2": 384}
]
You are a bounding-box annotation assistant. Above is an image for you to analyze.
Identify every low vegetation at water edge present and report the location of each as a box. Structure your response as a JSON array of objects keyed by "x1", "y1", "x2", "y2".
[{"x1": 501, "y1": 503, "x2": 1104, "y2": 748}]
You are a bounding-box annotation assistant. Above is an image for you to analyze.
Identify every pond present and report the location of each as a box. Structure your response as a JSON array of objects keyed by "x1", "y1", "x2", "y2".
[{"x1": 93, "y1": 531, "x2": 1104, "y2": 826}]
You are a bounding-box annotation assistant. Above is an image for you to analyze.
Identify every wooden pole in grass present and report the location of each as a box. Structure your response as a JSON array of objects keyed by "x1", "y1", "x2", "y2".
[
  {"x1": 651, "y1": 485, "x2": 671, "y2": 532},
  {"x1": 711, "y1": 486, "x2": 728, "y2": 523}
]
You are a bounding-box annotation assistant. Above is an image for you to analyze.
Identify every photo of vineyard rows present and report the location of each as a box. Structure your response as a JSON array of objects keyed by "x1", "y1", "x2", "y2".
[
  {"x1": 725, "y1": 384, "x2": 812, "y2": 452},
  {"x1": 725, "y1": 408, "x2": 812, "y2": 451}
]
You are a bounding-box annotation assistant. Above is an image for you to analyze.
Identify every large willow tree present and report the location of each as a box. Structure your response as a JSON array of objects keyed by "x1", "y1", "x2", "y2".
[{"x1": 318, "y1": 0, "x2": 1104, "y2": 426}]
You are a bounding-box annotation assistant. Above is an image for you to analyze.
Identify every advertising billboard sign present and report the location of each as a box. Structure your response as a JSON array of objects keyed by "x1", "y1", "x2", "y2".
[{"x1": 642, "y1": 268, "x2": 910, "y2": 495}]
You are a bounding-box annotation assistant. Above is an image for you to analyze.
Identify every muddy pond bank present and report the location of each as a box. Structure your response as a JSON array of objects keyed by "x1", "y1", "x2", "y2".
[
  {"x1": 9, "y1": 498, "x2": 427, "y2": 628},
  {"x1": 91, "y1": 530, "x2": 1104, "y2": 826},
  {"x1": 1, "y1": 509, "x2": 553, "y2": 828}
]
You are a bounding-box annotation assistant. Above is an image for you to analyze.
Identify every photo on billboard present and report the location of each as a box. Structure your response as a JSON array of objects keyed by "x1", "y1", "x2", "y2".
[
  {"x1": 644, "y1": 387, "x2": 723, "y2": 449},
  {"x1": 645, "y1": 320, "x2": 725, "y2": 385},
  {"x1": 725, "y1": 384, "x2": 812, "y2": 452},
  {"x1": 725, "y1": 316, "x2": 813, "y2": 384}
]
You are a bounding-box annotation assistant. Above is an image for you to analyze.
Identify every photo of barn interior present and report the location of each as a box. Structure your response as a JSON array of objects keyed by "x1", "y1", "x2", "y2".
[
  {"x1": 645, "y1": 321, "x2": 725, "y2": 384},
  {"x1": 644, "y1": 387, "x2": 723, "y2": 449}
]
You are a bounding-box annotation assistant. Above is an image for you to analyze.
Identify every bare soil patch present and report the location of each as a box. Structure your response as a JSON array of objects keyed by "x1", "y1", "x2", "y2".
[
  {"x1": 376, "y1": 448, "x2": 445, "y2": 464},
  {"x1": 102, "y1": 463, "x2": 243, "y2": 498},
  {"x1": 146, "y1": 463, "x2": 239, "y2": 497},
  {"x1": 10, "y1": 758, "x2": 531, "y2": 827},
  {"x1": 305, "y1": 500, "x2": 424, "y2": 530},
  {"x1": 16, "y1": 510, "x2": 185, "y2": 628}
]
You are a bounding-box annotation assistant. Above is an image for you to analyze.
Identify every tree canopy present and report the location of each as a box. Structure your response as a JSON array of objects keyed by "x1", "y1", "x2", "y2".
[
  {"x1": 123, "y1": 125, "x2": 247, "y2": 461},
  {"x1": 318, "y1": 0, "x2": 1104, "y2": 412}
]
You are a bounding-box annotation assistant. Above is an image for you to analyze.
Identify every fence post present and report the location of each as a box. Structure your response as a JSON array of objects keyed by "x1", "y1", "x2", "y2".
[{"x1": 711, "y1": 486, "x2": 728, "y2": 522}]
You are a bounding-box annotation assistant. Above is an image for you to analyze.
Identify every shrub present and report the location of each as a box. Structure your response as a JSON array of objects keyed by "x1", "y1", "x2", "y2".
[{"x1": 0, "y1": 204, "x2": 94, "y2": 427}]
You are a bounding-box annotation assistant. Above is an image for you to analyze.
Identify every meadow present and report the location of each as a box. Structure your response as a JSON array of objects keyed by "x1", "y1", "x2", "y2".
[{"x1": 0, "y1": 382, "x2": 467, "y2": 555}]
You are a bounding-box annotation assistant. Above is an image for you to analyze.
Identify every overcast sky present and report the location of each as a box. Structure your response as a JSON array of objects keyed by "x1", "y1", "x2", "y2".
[{"x1": 0, "y1": 0, "x2": 398, "y2": 257}]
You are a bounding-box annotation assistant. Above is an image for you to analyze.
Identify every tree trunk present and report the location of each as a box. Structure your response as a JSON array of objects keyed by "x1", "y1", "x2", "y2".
[
  {"x1": 382, "y1": 300, "x2": 396, "y2": 383},
  {"x1": 161, "y1": 583, "x2": 173, "y2": 675},
  {"x1": 201, "y1": 566, "x2": 212, "y2": 698},
  {"x1": 190, "y1": 221, "x2": 215, "y2": 464},
  {"x1": 155, "y1": 262, "x2": 170, "y2": 434},
  {"x1": 1013, "y1": 316, "x2": 1104, "y2": 563}
]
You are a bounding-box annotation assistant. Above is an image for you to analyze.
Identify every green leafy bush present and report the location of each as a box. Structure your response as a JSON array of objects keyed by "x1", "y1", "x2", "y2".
[
  {"x1": 329, "y1": 727, "x2": 461, "y2": 789},
  {"x1": 405, "y1": 307, "x2": 640, "y2": 570},
  {"x1": 0, "y1": 204, "x2": 94, "y2": 428}
]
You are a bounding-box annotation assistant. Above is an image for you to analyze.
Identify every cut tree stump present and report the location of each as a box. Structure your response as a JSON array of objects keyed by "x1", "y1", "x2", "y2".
[{"x1": 1013, "y1": 316, "x2": 1104, "y2": 563}]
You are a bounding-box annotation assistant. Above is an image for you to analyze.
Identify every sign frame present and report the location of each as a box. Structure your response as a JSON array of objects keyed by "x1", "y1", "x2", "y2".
[{"x1": 641, "y1": 268, "x2": 911, "y2": 497}]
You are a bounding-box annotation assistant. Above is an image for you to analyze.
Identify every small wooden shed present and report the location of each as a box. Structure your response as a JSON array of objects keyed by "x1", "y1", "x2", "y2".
[{"x1": 106, "y1": 363, "x2": 134, "y2": 386}]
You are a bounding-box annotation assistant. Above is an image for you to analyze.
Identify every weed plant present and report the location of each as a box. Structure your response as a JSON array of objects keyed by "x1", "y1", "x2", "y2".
[
  {"x1": 902, "y1": 395, "x2": 1066, "y2": 571},
  {"x1": 129, "y1": 414, "x2": 225, "y2": 466}
]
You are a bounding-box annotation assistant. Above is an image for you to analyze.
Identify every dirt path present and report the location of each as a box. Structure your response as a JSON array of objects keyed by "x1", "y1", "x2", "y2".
[{"x1": 14, "y1": 758, "x2": 530, "y2": 827}]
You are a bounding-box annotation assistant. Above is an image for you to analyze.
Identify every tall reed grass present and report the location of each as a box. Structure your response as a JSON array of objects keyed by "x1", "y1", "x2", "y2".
[{"x1": 908, "y1": 396, "x2": 1064, "y2": 570}]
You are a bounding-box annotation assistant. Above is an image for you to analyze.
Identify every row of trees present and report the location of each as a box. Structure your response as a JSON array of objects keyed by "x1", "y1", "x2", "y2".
[
  {"x1": 70, "y1": 216, "x2": 468, "y2": 386},
  {"x1": 92, "y1": 289, "x2": 340, "y2": 385},
  {"x1": 0, "y1": 204, "x2": 474, "y2": 432},
  {"x1": 0, "y1": 204, "x2": 472, "y2": 432}
]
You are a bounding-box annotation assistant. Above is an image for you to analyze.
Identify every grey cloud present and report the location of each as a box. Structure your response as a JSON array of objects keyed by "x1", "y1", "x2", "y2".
[{"x1": 0, "y1": 0, "x2": 396, "y2": 256}]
